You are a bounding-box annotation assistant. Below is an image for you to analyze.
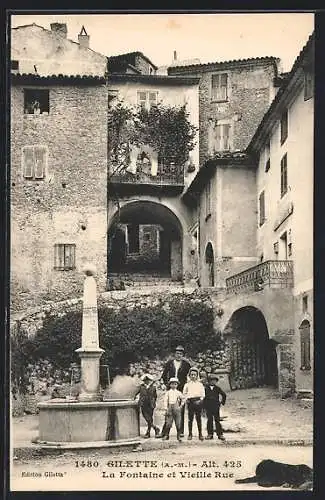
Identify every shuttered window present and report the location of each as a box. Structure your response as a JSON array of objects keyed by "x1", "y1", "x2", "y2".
[
  {"x1": 280, "y1": 109, "x2": 288, "y2": 145},
  {"x1": 137, "y1": 91, "x2": 158, "y2": 110},
  {"x1": 300, "y1": 320, "x2": 311, "y2": 370},
  {"x1": 22, "y1": 145, "x2": 47, "y2": 179},
  {"x1": 280, "y1": 153, "x2": 288, "y2": 198},
  {"x1": 54, "y1": 244, "x2": 76, "y2": 271},
  {"x1": 213, "y1": 123, "x2": 232, "y2": 152},
  {"x1": 259, "y1": 191, "x2": 265, "y2": 226},
  {"x1": 211, "y1": 73, "x2": 228, "y2": 101}
]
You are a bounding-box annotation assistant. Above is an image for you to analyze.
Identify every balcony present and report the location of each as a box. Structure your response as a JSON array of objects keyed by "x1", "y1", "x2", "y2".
[
  {"x1": 108, "y1": 163, "x2": 185, "y2": 196},
  {"x1": 226, "y1": 260, "x2": 294, "y2": 295}
]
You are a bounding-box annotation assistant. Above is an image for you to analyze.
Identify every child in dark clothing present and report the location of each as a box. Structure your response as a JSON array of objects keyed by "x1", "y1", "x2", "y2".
[
  {"x1": 203, "y1": 373, "x2": 226, "y2": 441},
  {"x1": 137, "y1": 374, "x2": 160, "y2": 438}
]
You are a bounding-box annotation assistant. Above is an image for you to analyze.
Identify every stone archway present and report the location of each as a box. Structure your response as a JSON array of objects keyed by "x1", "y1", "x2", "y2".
[
  {"x1": 205, "y1": 242, "x2": 215, "y2": 287},
  {"x1": 224, "y1": 306, "x2": 278, "y2": 390},
  {"x1": 107, "y1": 200, "x2": 183, "y2": 280}
]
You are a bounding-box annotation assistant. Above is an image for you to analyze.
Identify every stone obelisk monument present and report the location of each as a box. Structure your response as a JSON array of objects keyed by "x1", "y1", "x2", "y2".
[{"x1": 75, "y1": 264, "x2": 104, "y2": 402}]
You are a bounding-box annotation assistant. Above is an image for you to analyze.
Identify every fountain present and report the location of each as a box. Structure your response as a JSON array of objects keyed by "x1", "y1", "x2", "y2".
[{"x1": 36, "y1": 265, "x2": 141, "y2": 449}]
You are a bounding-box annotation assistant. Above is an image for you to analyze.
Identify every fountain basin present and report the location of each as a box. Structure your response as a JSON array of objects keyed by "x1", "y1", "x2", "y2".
[{"x1": 37, "y1": 399, "x2": 141, "y2": 448}]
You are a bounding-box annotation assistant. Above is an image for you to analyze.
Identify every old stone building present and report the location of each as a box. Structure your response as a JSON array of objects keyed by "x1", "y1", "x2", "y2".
[
  {"x1": 180, "y1": 34, "x2": 314, "y2": 396},
  {"x1": 10, "y1": 22, "x2": 314, "y2": 398},
  {"x1": 10, "y1": 23, "x2": 108, "y2": 310}
]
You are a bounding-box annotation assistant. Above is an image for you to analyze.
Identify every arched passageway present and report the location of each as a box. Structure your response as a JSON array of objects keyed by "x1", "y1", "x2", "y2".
[
  {"x1": 205, "y1": 242, "x2": 214, "y2": 287},
  {"x1": 224, "y1": 306, "x2": 278, "y2": 390},
  {"x1": 108, "y1": 201, "x2": 183, "y2": 280}
]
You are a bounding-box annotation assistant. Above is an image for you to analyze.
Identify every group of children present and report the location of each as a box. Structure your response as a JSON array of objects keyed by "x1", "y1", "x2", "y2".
[{"x1": 137, "y1": 366, "x2": 226, "y2": 443}]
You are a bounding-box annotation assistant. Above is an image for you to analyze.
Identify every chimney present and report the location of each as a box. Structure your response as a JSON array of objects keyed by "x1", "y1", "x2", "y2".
[
  {"x1": 50, "y1": 22, "x2": 67, "y2": 38},
  {"x1": 173, "y1": 50, "x2": 177, "y2": 61},
  {"x1": 78, "y1": 26, "x2": 90, "y2": 49}
]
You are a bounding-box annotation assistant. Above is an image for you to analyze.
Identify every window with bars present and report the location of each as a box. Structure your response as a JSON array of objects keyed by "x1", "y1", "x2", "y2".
[
  {"x1": 211, "y1": 73, "x2": 228, "y2": 102},
  {"x1": 213, "y1": 123, "x2": 232, "y2": 152},
  {"x1": 24, "y1": 88, "x2": 49, "y2": 114},
  {"x1": 54, "y1": 244, "x2": 76, "y2": 270},
  {"x1": 265, "y1": 141, "x2": 271, "y2": 172},
  {"x1": 22, "y1": 145, "x2": 47, "y2": 179},
  {"x1": 280, "y1": 153, "x2": 288, "y2": 198},
  {"x1": 137, "y1": 91, "x2": 158, "y2": 110},
  {"x1": 280, "y1": 109, "x2": 288, "y2": 145},
  {"x1": 300, "y1": 320, "x2": 311, "y2": 370},
  {"x1": 259, "y1": 190, "x2": 266, "y2": 226}
]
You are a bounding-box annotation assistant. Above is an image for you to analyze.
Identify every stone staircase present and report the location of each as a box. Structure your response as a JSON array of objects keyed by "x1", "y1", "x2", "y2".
[{"x1": 107, "y1": 272, "x2": 183, "y2": 290}]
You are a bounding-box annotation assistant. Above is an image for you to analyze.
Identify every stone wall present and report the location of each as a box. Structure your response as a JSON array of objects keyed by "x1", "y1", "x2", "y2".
[
  {"x1": 169, "y1": 60, "x2": 277, "y2": 165},
  {"x1": 11, "y1": 83, "x2": 108, "y2": 312}
]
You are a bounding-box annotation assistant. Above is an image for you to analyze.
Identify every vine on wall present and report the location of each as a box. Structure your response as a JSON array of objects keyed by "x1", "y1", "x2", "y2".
[{"x1": 108, "y1": 100, "x2": 197, "y2": 174}]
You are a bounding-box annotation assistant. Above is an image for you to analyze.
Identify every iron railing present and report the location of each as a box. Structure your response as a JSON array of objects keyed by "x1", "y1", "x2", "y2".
[
  {"x1": 226, "y1": 260, "x2": 294, "y2": 294},
  {"x1": 109, "y1": 166, "x2": 184, "y2": 186}
]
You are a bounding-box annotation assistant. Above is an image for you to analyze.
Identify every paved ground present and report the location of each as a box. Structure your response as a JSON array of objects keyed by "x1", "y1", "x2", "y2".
[
  {"x1": 11, "y1": 444, "x2": 313, "y2": 491},
  {"x1": 12, "y1": 387, "x2": 313, "y2": 449}
]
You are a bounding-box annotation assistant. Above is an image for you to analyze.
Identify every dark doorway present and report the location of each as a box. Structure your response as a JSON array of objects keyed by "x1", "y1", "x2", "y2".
[
  {"x1": 224, "y1": 307, "x2": 278, "y2": 389},
  {"x1": 205, "y1": 242, "x2": 214, "y2": 287}
]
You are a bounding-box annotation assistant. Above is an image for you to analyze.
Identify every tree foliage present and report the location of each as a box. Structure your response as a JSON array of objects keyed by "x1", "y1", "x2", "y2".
[
  {"x1": 12, "y1": 298, "x2": 223, "y2": 383},
  {"x1": 108, "y1": 100, "x2": 197, "y2": 174}
]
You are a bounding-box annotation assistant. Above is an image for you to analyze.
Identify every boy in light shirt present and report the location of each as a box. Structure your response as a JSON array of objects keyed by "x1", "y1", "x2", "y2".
[
  {"x1": 183, "y1": 367, "x2": 205, "y2": 440},
  {"x1": 162, "y1": 377, "x2": 186, "y2": 442}
]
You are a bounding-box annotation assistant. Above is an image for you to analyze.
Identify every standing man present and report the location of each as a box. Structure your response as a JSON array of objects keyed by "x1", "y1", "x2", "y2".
[{"x1": 161, "y1": 345, "x2": 191, "y2": 437}]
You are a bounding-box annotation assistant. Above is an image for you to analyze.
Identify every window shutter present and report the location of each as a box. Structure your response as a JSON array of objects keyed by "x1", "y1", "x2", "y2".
[
  {"x1": 259, "y1": 191, "x2": 265, "y2": 226},
  {"x1": 23, "y1": 146, "x2": 34, "y2": 178},
  {"x1": 211, "y1": 74, "x2": 219, "y2": 101},
  {"x1": 220, "y1": 73, "x2": 228, "y2": 100},
  {"x1": 34, "y1": 146, "x2": 46, "y2": 179},
  {"x1": 223, "y1": 124, "x2": 231, "y2": 150},
  {"x1": 214, "y1": 125, "x2": 222, "y2": 151},
  {"x1": 138, "y1": 91, "x2": 147, "y2": 108},
  {"x1": 149, "y1": 92, "x2": 157, "y2": 106}
]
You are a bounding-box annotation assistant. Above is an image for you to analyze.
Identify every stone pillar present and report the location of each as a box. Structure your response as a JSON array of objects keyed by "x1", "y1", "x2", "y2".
[
  {"x1": 75, "y1": 264, "x2": 104, "y2": 402},
  {"x1": 276, "y1": 343, "x2": 295, "y2": 398}
]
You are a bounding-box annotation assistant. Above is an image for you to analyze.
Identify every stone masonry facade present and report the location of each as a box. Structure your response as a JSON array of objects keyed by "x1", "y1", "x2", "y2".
[
  {"x1": 11, "y1": 82, "x2": 108, "y2": 311},
  {"x1": 169, "y1": 60, "x2": 278, "y2": 165}
]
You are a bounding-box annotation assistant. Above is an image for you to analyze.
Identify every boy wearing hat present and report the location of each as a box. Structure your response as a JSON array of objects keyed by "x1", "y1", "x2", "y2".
[
  {"x1": 203, "y1": 373, "x2": 226, "y2": 441},
  {"x1": 183, "y1": 367, "x2": 205, "y2": 440},
  {"x1": 137, "y1": 373, "x2": 160, "y2": 438},
  {"x1": 162, "y1": 377, "x2": 186, "y2": 442}
]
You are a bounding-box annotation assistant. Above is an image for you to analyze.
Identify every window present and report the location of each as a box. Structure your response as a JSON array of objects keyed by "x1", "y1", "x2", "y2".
[
  {"x1": 22, "y1": 145, "x2": 47, "y2": 179},
  {"x1": 304, "y1": 69, "x2": 314, "y2": 101},
  {"x1": 265, "y1": 141, "x2": 271, "y2": 172},
  {"x1": 211, "y1": 73, "x2": 228, "y2": 102},
  {"x1": 213, "y1": 123, "x2": 232, "y2": 152},
  {"x1": 128, "y1": 224, "x2": 140, "y2": 253},
  {"x1": 137, "y1": 91, "x2": 158, "y2": 110},
  {"x1": 259, "y1": 191, "x2": 266, "y2": 226},
  {"x1": 300, "y1": 320, "x2": 311, "y2": 370},
  {"x1": 302, "y1": 295, "x2": 308, "y2": 313},
  {"x1": 54, "y1": 244, "x2": 76, "y2": 270},
  {"x1": 11, "y1": 60, "x2": 19, "y2": 71},
  {"x1": 280, "y1": 153, "x2": 288, "y2": 197},
  {"x1": 273, "y1": 241, "x2": 279, "y2": 257},
  {"x1": 24, "y1": 89, "x2": 49, "y2": 114},
  {"x1": 205, "y1": 179, "x2": 211, "y2": 220},
  {"x1": 280, "y1": 109, "x2": 288, "y2": 145},
  {"x1": 280, "y1": 231, "x2": 288, "y2": 260}
]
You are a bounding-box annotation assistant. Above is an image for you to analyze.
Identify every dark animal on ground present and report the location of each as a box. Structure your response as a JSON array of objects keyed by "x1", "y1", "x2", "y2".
[{"x1": 235, "y1": 459, "x2": 313, "y2": 489}]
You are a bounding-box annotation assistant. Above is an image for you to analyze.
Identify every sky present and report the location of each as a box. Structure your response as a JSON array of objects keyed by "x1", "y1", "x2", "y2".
[{"x1": 10, "y1": 12, "x2": 314, "y2": 72}]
